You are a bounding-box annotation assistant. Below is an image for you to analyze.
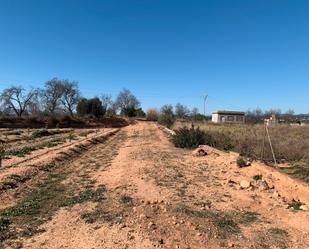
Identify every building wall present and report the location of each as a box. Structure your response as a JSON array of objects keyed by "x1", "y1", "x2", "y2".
[
  {"x1": 212, "y1": 113, "x2": 219, "y2": 123},
  {"x1": 212, "y1": 114, "x2": 245, "y2": 124}
]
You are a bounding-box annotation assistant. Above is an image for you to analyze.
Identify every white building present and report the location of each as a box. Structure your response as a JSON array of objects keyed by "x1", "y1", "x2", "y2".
[{"x1": 212, "y1": 110, "x2": 245, "y2": 124}]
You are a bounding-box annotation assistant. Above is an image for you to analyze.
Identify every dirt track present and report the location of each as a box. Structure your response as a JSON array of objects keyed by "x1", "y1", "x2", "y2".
[{"x1": 2, "y1": 122, "x2": 309, "y2": 249}]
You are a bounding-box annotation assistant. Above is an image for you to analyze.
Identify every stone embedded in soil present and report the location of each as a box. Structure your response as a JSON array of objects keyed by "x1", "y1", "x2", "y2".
[
  {"x1": 300, "y1": 205, "x2": 308, "y2": 211},
  {"x1": 240, "y1": 180, "x2": 251, "y2": 189},
  {"x1": 256, "y1": 180, "x2": 269, "y2": 191},
  {"x1": 148, "y1": 222, "x2": 156, "y2": 229}
]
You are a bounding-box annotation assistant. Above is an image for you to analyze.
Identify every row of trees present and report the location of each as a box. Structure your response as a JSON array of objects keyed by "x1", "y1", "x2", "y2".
[
  {"x1": 76, "y1": 89, "x2": 145, "y2": 118},
  {"x1": 146, "y1": 104, "x2": 206, "y2": 128},
  {"x1": 0, "y1": 78, "x2": 80, "y2": 117},
  {"x1": 246, "y1": 108, "x2": 298, "y2": 123},
  {"x1": 0, "y1": 78, "x2": 145, "y2": 118}
]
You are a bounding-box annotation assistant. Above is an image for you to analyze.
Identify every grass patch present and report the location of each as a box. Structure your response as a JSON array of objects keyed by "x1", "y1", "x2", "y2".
[
  {"x1": 253, "y1": 174, "x2": 263, "y2": 181},
  {"x1": 30, "y1": 129, "x2": 67, "y2": 139},
  {"x1": 0, "y1": 130, "x2": 117, "y2": 247},
  {"x1": 119, "y1": 195, "x2": 134, "y2": 206},
  {"x1": 6, "y1": 137, "x2": 66, "y2": 157},
  {"x1": 79, "y1": 130, "x2": 94, "y2": 137},
  {"x1": 174, "y1": 205, "x2": 259, "y2": 239},
  {"x1": 2, "y1": 173, "x2": 67, "y2": 217},
  {"x1": 81, "y1": 208, "x2": 118, "y2": 224},
  {"x1": 62, "y1": 186, "x2": 106, "y2": 206},
  {"x1": 287, "y1": 200, "x2": 303, "y2": 210},
  {"x1": 281, "y1": 159, "x2": 309, "y2": 183},
  {"x1": 0, "y1": 173, "x2": 67, "y2": 246},
  {"x1": 253, "y1": 227, "x2": 289, "y2": 249}
]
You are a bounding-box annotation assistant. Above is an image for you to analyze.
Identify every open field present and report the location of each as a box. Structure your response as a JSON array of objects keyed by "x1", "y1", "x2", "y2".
[
  {"x1": 173, "y1": 121, "x2": 309, "y2": 183},
  {"x1": 0, "y1": 121, "x2": 308, "y2": 249}
]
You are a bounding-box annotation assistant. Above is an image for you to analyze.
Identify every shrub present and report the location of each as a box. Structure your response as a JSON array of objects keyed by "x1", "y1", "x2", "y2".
[
  {"x1": 210, "y1": 131, "x2": 235, "y2": 151},
  {"x1": 158, "y1": 105, "x2": 175, "y2": 128},
  {"x1": 236, "y1": 156, "x2": 247, "y2": 168},
  {"x1": 172, "y1": 125, "x2": 209, "y2": 148},
  {"x1": 253, "y1": 174, "x2": 263, "y2": 180},
  {"x1": 77, "y1": 97, "x2": 105, "y2": 117},
  {"x1": 31, "y1": 129, "x2": 52, "y2": 138},
  {"x1": 146, "y1": 108, "x2": 159, "y2": 121}
]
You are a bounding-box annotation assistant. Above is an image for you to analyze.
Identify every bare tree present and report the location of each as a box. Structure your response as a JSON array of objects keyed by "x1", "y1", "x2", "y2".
[
  {"x1": 60, "y1": 80, "x2": 81, "y2": 116},
  {"x1": 114, "y1": 88, "x2": 140, "y2": 116},
  {"x1": 175, "y1": 103, "x2": 190, "y2": 119},
  {"x1": 42, "y1": 78, "x2": 64, "y2": 114},
  {"x1": 101, "y1": 94, "x2": 113, "y2": 113},
  {"x1": 0, "y1": 86, "x2": 38, "y2": 117}
]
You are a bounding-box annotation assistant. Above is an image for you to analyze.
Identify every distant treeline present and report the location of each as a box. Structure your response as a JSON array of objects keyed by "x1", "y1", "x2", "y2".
[{"x1": 0, "y1": 78, "x2": 306, "y2": 125}]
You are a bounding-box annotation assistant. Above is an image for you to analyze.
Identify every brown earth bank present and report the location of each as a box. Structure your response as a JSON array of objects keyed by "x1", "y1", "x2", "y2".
[{"x1": 0, "y1": 122, "x2": 308, "y2": 249}]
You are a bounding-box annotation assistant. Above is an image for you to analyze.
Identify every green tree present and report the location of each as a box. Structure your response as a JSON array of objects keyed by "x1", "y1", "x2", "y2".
[{"x1": 77, "y1": 97, "x2": 105, "y2": 117}]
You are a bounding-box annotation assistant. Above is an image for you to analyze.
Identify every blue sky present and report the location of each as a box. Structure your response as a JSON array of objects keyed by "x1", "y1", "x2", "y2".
[{"x1": 0, "y1": 0, "x2": 308, "y2": 114}]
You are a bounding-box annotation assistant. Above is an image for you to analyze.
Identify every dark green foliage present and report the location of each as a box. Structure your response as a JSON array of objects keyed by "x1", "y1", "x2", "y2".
[
  {"x1": 135, "y1": 108, "x2": 146, "y2": 117},
  {"x1": 62, "y1": 186, "x2": 106, "y2": 206},
  {"x1": 0, "y1": 218, "x2": 12, "y2": 244},
  {"x1": 287, "y1": 200, "x2": 303, "y2": 210},
  {"x1": 31, "y1": 129, "x2": 52, "y2": 138},
  {"x1": 0, "y1": 218, "x2": 11, "y2": 233},
  {"x1": 6, "y1": 138, "x2": 66, "y2": 157},
  {"x1": 1, "y1": 173, "x2": 66, "y2": 217},
  {"x1": 172, "y1": 125, "x2": 235, "y2": 151},
  {"x1": 172, "y1": 125, "x2": 210, "y2": 148},
  {"x1": 236, "y1": 156, "x2": 247, "y2": 167},
  {"x1": 7, "y1": 146, "x2": 36, "y2": 157},
  {"x1": 119, "y1": 195, "x2": 134, "y2": 206},
  {"x1": 253, "y1": 174, "x2": 263, "y2": 181},
  {"x1": 77, "y1": 97, "x2": 105, "y2": 117}
]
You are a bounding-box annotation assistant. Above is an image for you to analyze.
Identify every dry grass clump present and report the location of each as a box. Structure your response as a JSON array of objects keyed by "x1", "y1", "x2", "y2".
[
  {"x1": 174, "y1": 122, "x2": 309, "y2": 162},
  {"x1": 173, "y1": 122, "x2": 309, "y2": 183}
]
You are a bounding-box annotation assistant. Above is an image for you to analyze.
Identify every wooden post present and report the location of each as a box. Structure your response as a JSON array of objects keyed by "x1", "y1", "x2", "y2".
[{"x1": 265, "y1": 125, "x2": 277, "y2": 167}]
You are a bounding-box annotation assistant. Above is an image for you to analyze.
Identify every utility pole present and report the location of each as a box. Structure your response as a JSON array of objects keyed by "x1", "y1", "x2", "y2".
[{"x1": 203, "y1": 94, "x2": 208, "y2": 116}]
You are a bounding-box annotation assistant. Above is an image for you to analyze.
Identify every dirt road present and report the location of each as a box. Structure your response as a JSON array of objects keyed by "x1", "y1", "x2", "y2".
[{"x1": 1, "y1": 122, "x2": 309, "y2": 249}]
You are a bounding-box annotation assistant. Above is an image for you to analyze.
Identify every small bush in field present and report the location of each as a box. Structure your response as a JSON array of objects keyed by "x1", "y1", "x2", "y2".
[
  {"x1": 31, "y1": 129, "x2": 52, "y2": 138},
  {"x1": 253, "y1": 174, "x2": 262, "y2": 180},
  {"x1": 68, "y1": 129, "x2": 75, "y2": 142},
  {"x1": 158, "y1": 105, "x2": 175, "y2": 128},
  {"x1": 236, "y1": 156, "x2": 247, "y2": 168},
  {"x1": 172, "y1": 125, "x2": 209, "y2": 148},
  {"x1": 211, "y1": 131, "x2": 235, "y2": 151},
  {"x1": 146, "y1": 108, "x2": 159, "y2": 121}
]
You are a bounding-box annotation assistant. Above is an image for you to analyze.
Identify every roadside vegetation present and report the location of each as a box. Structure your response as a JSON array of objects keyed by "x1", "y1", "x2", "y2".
[{"x1": 173, "y1": 121, "x2": 309, "y2": 182}]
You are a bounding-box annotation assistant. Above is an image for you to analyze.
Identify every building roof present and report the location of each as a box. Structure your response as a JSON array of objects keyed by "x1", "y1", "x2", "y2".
[{"x1": 212, "y1": 110, "x2": 245, "y2": 115}]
